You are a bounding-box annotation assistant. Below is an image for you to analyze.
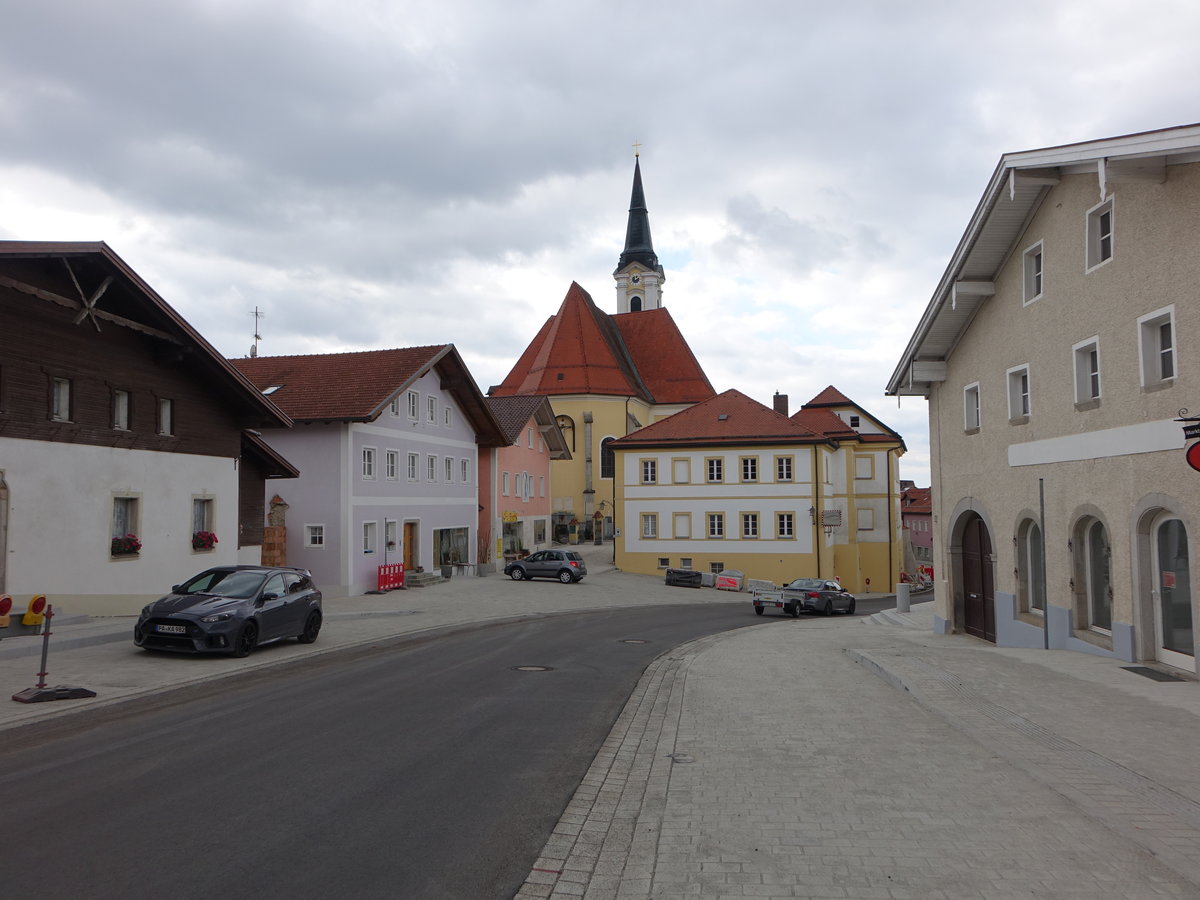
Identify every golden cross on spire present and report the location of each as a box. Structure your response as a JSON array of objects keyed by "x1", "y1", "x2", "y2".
[{"x1": 632, "y1": 140, "x2": 642, "y2": 158}]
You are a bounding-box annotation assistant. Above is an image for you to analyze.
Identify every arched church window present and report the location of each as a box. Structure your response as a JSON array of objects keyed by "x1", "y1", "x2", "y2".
[
  {"x1": 630, "y1": 296, "x2": 642, "y2": 312},
  {"x1": 600, "y1": 437, "x2": 615, "y2": 478}
]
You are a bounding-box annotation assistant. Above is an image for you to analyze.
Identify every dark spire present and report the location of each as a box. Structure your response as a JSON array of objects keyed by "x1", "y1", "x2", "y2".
[{"x1": 618, "y1": 157, "x2": 660, "y2": 270}]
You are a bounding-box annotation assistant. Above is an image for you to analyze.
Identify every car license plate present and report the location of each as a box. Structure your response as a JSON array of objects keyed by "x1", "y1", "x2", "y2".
[{"x1": 155, "y1": 624, "x2": 187, "y2": 634}]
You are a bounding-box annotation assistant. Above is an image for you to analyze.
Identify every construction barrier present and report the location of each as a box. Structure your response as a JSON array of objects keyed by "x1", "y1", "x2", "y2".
[{"x1": 377, "y1": 563, "x2": 405, "y2": 591}]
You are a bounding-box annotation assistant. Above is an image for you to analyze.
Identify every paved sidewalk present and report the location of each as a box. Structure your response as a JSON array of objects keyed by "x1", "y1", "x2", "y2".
[{"x1": 518, "y1": 604, "x2": 1200, "y2": 900}]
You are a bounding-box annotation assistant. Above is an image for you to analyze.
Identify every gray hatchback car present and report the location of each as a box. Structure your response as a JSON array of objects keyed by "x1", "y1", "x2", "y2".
[{"x1": 504, "y1": 550, "x2": 587, "y2": 584}]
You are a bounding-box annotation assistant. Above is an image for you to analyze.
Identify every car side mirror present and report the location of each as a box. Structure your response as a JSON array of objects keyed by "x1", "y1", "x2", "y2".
[
  {"x1": 260, "y1": 592, "x2": 279, "y2": 603},
  {"x1": 171, "y1": 585, "x2": 181, "y2": 593}
]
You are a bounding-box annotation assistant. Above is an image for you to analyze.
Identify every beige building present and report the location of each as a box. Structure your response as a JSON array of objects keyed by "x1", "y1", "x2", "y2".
[
  {"x1": 611, "y1": 388, "x2": 905, "y2": 592},
  {"x1": 888, "y1": 123, "x2": 1200, "y2": 672}
]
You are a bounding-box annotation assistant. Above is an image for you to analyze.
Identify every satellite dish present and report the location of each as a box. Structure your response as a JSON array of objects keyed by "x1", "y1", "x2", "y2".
[{"x1": 250, "y1": 345, "x2": 258, "y2": 357}]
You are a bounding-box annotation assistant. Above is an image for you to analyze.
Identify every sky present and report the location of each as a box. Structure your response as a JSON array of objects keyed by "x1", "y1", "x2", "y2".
[{"x1": 4, "y1": 1, "x2": 1200, "y2": 485}]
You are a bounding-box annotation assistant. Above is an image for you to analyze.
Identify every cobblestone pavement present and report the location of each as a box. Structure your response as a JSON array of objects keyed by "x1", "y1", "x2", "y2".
[{"x1": 518, "y1": 616, "x2": 1200, "y2": 900}]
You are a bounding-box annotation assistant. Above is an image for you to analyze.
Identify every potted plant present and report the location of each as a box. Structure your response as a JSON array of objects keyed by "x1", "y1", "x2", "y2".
[
  {"x1": 192, "y1": 530, "x2": 218, "y2": 551},
  {"x1": 111, "y1": 533, "x2": 142, "y2": 556}
]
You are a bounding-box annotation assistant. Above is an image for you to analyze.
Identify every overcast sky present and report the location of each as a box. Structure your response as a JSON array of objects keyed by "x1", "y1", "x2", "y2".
[{"x1": 4, "y1": 1, "x2": 1199, "y2": 484}]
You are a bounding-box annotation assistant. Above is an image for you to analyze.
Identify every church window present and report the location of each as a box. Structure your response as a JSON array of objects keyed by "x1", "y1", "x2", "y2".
[
  {"x1": 600, "y1": 437, "x2": 615, "y2": 478},
  {"x1": 630, "y1": 296, "x2": 642, "y2": 312}
]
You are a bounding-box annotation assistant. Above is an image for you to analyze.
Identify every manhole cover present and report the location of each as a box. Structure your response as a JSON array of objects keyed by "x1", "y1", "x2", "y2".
[
  {"x1": 511, "y1": 665, "x2": 554, "y2": 672},
  {"x1": 620, "y1": 639, "x2": 649, "y2": 644}
]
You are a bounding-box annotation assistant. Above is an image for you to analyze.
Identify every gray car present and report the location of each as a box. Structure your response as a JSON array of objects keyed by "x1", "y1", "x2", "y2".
[
  {"x1": 134, "y1": 565, "x2": 323, "y2": 657},
  {"x1": 782, "y1": 578, "x2": 856, "y2": 616},
  {"x1": 504, "y1": 550, "x2": 587, "y2": 583}
]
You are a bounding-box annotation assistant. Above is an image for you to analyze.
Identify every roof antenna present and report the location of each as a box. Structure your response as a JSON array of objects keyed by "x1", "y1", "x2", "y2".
[{"x1": 249, "y1": 306, "x2": 263, "y2": 357}]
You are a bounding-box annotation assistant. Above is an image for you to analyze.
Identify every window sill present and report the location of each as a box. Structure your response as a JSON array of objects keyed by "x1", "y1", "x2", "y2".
[
  {"x1": 1074, "y1": 399, "x2": 1101, "y2": 412},
  {"x1": 1072, "y1": 627, "x2": 1113, "y2": 652},
  {"x1": 963, "y1": 426, "x2": 980, "y2": 436},
  {"x1": 1142, "y1": 379, "x2": 1175, "y2": 395},
  {"x1": 110, "y1": 553, "x2": 140, "y2": 561},
  {"x1": 1008, "y1": 415, "x2": 1029, "y2": 426}
]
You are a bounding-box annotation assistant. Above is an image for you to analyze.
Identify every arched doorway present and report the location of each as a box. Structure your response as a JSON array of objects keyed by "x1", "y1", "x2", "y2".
[
  {"x1": 961, "y1": 512, "x2": 996, "y2": 642},
  {"x1": 1153, "y1": 514, "x2": 1194, "y2": 671}
]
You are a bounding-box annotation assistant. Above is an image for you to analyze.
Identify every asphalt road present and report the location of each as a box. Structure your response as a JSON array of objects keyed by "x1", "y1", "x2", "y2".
[{"x1": 0, "y1": 601, "x2": 827, "y2": 900}]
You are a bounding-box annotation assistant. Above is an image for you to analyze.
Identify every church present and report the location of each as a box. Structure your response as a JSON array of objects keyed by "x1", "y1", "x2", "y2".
[{"x1": 490, "y1": 157, "x2": 715, "y2": 540}]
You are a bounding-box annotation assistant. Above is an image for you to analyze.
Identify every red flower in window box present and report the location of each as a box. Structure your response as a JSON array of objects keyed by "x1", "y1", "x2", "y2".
[
  {"x1": 111, "y1": 534, "x2": 142, "y2": 555},
  {"x1": 192, "y1": 530, "x2": 219, "y2": 550}
]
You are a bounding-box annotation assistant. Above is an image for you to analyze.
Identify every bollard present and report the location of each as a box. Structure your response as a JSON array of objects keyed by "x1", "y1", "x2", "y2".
[{"x1": 896, "y1": 582, "x2": 911, "y2": 614}]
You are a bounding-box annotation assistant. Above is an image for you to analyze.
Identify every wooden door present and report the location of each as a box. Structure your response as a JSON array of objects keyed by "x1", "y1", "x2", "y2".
[
  {"x1": 403, "y1": 522, "x2": 417, "y2": 571},
  {"x1": 962, "y1": 514, "x2": 996, "y2": 642}
]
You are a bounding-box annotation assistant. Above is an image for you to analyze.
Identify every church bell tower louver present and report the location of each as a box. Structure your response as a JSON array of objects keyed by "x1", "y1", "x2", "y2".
[{"x1": 614, "y1": 153, "x2": 665, "y2": 313}]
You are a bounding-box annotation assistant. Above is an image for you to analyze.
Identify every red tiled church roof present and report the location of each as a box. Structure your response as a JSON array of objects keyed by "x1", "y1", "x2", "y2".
[{"x1": 491, "y1": 282, "x2": 714, "y2": 404}]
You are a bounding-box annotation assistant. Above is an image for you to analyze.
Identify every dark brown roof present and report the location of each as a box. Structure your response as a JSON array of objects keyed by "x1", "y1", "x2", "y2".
[
  {"x1": 902, "y1": 486, "x2": 932, "y2": 514},
  {"x1": 491, "y1": 282, "x2": 714, "y2": 404}
]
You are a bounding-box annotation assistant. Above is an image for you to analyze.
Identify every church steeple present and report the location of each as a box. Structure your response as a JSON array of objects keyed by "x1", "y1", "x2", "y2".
[{"x1": 614, "y1": 153, "x2": 665, "y2": 313}]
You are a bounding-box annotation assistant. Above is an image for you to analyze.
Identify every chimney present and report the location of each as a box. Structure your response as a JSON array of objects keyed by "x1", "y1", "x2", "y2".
[{"x1": 773, "y1": 392, "x2": 789, "y2": 416}]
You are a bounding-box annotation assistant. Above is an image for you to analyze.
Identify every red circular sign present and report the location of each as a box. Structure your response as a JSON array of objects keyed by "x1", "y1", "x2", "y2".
[{"x1": 1188, "y1": 442, "x2": 1200, "y2": 472}]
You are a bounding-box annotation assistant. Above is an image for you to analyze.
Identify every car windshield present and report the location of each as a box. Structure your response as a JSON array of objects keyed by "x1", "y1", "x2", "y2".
[
  {"x1": 785, "y1": 578, "x2": 825, "y2": 591},
  {"x1": 179, "y1": 569, "x2": 269, "y2": 599}
]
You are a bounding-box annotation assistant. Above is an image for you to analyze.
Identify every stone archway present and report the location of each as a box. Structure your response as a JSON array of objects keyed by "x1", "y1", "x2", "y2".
[{"x1": 948, "y1": 505, "x2": 996, "y2": 643}]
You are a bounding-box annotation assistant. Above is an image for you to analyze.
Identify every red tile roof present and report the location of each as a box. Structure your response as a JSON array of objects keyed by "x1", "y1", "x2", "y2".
[
  {"x1": 805, "y1": 385, "x2": 855, "y2": 407},
  {"x1": 902, "y1": 487, "x2": 932, "y2": 514},
  {"x1": 610, "y1": 389, "x2": 827, "y2": 448},
  {"x1": 491, "y1": 282, "x2": 714, "y2": 404},
  {"x1": 232, "y1": 346, "x2": 451, "y2": 421}
]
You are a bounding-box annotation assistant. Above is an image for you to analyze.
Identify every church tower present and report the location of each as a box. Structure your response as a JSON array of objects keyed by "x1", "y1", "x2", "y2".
[{"x1": 614, "y1": 155, "x2": 665, "y2": 313}]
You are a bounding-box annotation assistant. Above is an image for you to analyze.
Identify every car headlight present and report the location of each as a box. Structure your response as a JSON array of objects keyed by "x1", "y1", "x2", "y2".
[{"x1": 201, "y1": 612, "x2": 235, "y2": 624}]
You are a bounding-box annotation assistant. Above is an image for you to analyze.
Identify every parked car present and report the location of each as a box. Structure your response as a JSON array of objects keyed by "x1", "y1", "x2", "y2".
[
  {"x1": 504, "y1": 550, "x2": 587, "y2": 584},
  {"x1": 134, "y1": 565, "x2": 323, "y2": 657},
  {"x1": 782, "y1": 578, "x2": 856, "y2": 616}
]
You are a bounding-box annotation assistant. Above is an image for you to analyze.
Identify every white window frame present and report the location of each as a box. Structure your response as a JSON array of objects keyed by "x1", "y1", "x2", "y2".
[
  {"x1": 1137, "y1": 306, "x2": 1176, "y2": 387},
  {"x1": 407, "y1": 452, "x2": 419, "y2": 481},
  {"x1": 775, "y1": 456, "x2": 793, "y2": 482},
  {"x1": 112, "y1": 388, "x2": 130, "y2": 430},
  {"x1": 528, "y1": 428, "x2": 534, "y2": 448},
  {"x1": 444, "y1": 407, "x2": 452, "y2": 427},
  {"x1": 52, "y1": 376, "x2": 72, "y2": 422},
  {"x1": 389, "y1": 396, "x2": 401, "y2": 416},
  {"x1": 707, "y1": 513, "x2": 725, "y2": 539},
  {"x1": 777, "y1": 512, "x2": 794, "y2": 539},
  {"x1": 740, "y1": 456, "x2": 758, "y2": 483},
  {"x1": 502, "y1": 472, "x2": 510, "y2": 496},
  {"x1": 963, "y1": 383, "x2": 980, "y2": 431},
  {"x1": 111, "y1": 495, "x2": 140, "y2": 544},
  {"x1": 407, "y1": 391, "x2": 419, "y2": 419},
  {"x1": 445, "y1": 457, "x2": 454, "y2": 483},
  {"x1": 362, "y1": 446, "x2": 377, "y2": 480},
  {"x1": 427, "y1": 396, "x2": 437, "y2": 424},
  {"x1": 305, "y1": 524, "x2": 325, "y2": 549},
  {"x1": 385, "y1": 450, "x2": 399, "y2": 481},
  {"x1": 363, "y1": 520, "x2": 377, "y2": 555},
  {"x1": 1073, "y1": 337, "x2": 1102, "y2": 404},
  {"x1": 427, "y1": 454, "x2": 437, "y2": 481},
  {"x1": 641, "y1": 513, "x2": 658, "y2": 539},
  {"x1": 157, "y1": 397, "x2": 173, "y2": 436},
  {"x1": 1086, "y1": 197, "x2": 1114, "y2": 271},
  {"x1": 706, "y1": 457, "x2": 723, "y2": 483},
  {"x1": 538, "y1": 475, "x2": 544, "y2": 497},
  {"x1": 462, "y1": 459, "x2": 471, "y2": 484},
  {"x1": 641, "y1": 459, "x2": 657, "y2": 484},
  {"x1": 1022, "y1": 241, "x2": 1044, "y2": 304},
  {"x1": 741, "y1": 512, "x2": 759, "y2": 539},
  {"x1": 1006, "y1": 364, "x2": 1031, "y2": 420}
]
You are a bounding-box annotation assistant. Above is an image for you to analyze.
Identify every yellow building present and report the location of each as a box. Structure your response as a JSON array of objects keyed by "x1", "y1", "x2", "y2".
[
  {"x1": 490, "y1": 158, "x2": 714, "y2": 538},
  {"x1": 611, "y1": 388, "x2": 905, "y2": 593}
]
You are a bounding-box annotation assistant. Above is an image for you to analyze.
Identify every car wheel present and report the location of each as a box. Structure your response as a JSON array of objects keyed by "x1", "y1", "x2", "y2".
[
  {"x1": 297, "y1": 610, "x2": 322, "y2": 644},
  {"x1": 754, "y1": 606, "x2": 764, "y2": 616},
  {"x1": 846, "y1": 598, "x2": 856, "y2": 615},
  {"x1": 558, "y1": 570, "x2": 573, "y2": 584},
  {"x1": 822, "y1": 599, "x2": 833, "y2": 617},
  {"x1": 232, "y1": 620, "x2": 258, "y2": 658},
  {"x1": 789, "y1": 603, "x2": 800, "y2": 618},
  {"x1": 510, "y1": 568, "x2": 526, "y2": 581}
]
